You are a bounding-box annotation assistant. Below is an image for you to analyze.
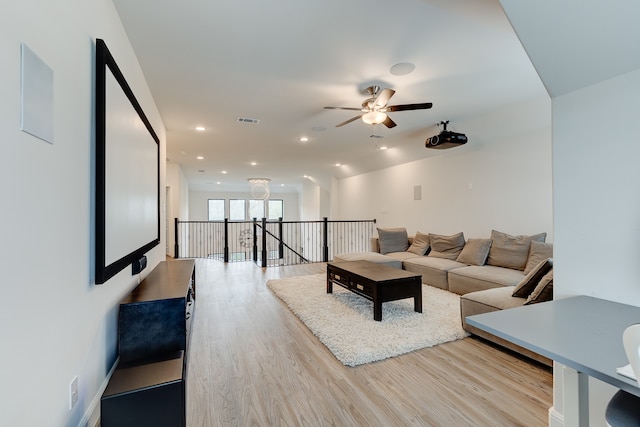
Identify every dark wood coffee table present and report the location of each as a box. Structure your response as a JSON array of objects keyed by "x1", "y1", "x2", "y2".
[{"x1": 327, "y1": 260, "x2": 422, "y2": 321}]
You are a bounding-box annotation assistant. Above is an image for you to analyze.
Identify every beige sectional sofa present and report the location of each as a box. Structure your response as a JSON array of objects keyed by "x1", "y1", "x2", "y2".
[{"x1": 334, "y1": 228, "x2": 554, "y2": 366}]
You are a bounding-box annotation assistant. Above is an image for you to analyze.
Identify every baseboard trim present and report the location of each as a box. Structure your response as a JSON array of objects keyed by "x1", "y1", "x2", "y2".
[
  {"x1": 82, "y1": 358, "x2": 119, "y2": 427},
  {"x1": 549, "y1": 406, "x2": 564, "y2": 427}
]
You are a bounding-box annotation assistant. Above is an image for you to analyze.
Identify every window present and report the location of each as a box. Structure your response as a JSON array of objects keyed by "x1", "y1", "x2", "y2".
[
  {"x1": 268, "y1": 199, "x2": 283, "y2": 220},
  {"x1": 207, "y1": 198, "x2": 284, "y2": 221},
  {"x1": 229, "y1": 199, "x2": 246, "y2": 220},
  {"x1": 208, "y1": 199, "x2": 225, "y2": 221},
  {"x1": 249, "y1": 199, "x2": 264, "y2": 219}
]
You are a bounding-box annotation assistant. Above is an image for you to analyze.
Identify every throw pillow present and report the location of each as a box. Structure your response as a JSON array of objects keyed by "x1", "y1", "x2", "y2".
[
  {"x1": 377, "y1": 227, "x2": 409, "y2": 254},
  {"x1": 407, "y1": 231, "x2": 430, "y2": 255},
  {"x1": 512, "y1": 258, "x2": 553, "y2": 298},
  {"x1": 525, "y1": 269, "x2": 554, "y2": 305},
  {"x1": 487, "y1": 230, "x2": 547, "y2": 271},
  {"x1": 524, "y1": 241, "x2": 554, "y2": 274},
  {"x1": 428, "y1": 232, "x2": 466, "y2": 260},
  {"x1": 456, "y1": 238, "x2": 492, "y2": 266}
]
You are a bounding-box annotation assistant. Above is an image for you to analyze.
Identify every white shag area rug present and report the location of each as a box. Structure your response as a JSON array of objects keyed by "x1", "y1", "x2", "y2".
[{"x1": 267, "y1": 273, "x2": 468, "y2": 367}]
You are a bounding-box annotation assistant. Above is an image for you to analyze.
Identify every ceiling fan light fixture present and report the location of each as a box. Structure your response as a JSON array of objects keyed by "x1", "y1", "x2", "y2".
[{"x1": 362, "y1": 111, "x2": 387, "y2": 125}]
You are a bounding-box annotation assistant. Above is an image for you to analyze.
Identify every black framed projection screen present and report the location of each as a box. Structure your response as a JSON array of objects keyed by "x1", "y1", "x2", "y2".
[{"x1": 95, "y1": 38, "x2": 160, "y2": 284}]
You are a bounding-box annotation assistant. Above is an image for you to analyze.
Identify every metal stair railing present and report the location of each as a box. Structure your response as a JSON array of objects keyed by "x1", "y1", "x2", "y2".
[{"x1": 174, "y1": 217, "x2": 376, "y2": 267}]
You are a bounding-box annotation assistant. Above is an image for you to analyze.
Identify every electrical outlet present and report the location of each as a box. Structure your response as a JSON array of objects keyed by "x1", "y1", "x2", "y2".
[{"x1": 69, "y1": 376, "x2": 79, "y2": 410}]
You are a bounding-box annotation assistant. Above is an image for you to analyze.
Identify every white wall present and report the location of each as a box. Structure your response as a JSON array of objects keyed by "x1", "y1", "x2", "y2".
[
  {"x1": 167, "y1": 162, "x2": 189, "y2": 256},
  {"x1": 552, "y1": 67, "x2": 640, "y2": 425},
  {"x1": 319, "y1": 185, "x2": 330, "y2": 219},
  {"x1": 336, "y1": 95, "x2": 553, "y2": 240},
  {"x1": 0, "y1": 2, "x2": 166, "y2": 426},
  {"x1": 330, "y1": 176, "x2": 340, "y2": 219},
  {"x1": 301, "y1": 179, "x2": 320, "y2": 221},
  {"x1": 300, "y1": 179, "x2": 331, "y2": 221},
  {"x1": 553, "y1": 68, "x2": 640, "y2": 304}
]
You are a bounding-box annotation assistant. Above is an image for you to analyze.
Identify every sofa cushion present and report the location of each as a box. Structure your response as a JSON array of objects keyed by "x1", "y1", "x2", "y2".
[
  {"x1": 370, "y1": 237, "x2": 381, "y2": 253},
  {"x1": 385, "y1": 251, "x2": 424, "y2": 262},
  {"x1": 448, "y1": 265, "x2": 526, "y2": 295},
  {"x1": 333, "y1": 252, "x2": 402, "y2": 269},
  {"x1": 525, "y1": 269, "x2": 553, "y2": 304},
  {"x1": 524, "y1": 241, "x2": 554, "y2": 274},
  {"x1": 428, "y1": 232, "x2": 465, "y2": 260},
  {"x1": 377, "y1": 227, "x2": 409, "y2": 254},
  {"x1": 456, "y1": 238, "x2": 492, "y2": 266},
  {"x1": 403, "y1": 257, "x2": 467, "y2": 290},
  {"x1": 460, "y1": 287, "x2": 552, "y2": 367},
  {"x1": 407, "y1": 231, "x2": 430, "y2": 255},
  {"x1": 461, "y1": 286, "x2": 526, "y2": 313},
  {"x1": 487, "y1": 229, "x2": 547, "y2": 271},
  {"x1": 512, "y1": 258, "x2": 553, "y2": 298},
  {"x1": 460, "y1": 287, "x2": 526, "y2": 328}
]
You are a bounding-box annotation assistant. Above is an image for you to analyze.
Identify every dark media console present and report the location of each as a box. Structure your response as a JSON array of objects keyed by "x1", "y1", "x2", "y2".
[{"x1": 101, "y1": 259, "x2": 195, "y2": 427}]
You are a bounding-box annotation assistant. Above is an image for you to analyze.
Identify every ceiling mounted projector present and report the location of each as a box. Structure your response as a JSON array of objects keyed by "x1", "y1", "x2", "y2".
[{"x1": 426, "y1": 121, "x2": 467, "y2": 149}]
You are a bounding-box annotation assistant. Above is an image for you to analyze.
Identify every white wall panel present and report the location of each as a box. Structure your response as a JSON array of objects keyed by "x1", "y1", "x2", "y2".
[
  {"x1": 0, "y1": 2, "x2": 166, "y2": 425},
  {"x1": 337, "y1": 96, "x2": 553, "y2": 240}
]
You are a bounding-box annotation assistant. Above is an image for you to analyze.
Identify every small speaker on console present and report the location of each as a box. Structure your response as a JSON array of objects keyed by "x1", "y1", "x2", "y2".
[{"x1": 132, "y1": 255, "x2": 147, "y2": 275}]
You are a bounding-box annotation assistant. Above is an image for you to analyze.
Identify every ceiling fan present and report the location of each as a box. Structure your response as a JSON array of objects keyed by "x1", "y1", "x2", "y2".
[{"x1": 323, "y1": 85, "x2": 433, "y2": 128}]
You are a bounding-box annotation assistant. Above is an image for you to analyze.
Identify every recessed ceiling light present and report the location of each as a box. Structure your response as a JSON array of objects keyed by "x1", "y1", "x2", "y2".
[
  {"x1": 390, "y1": 62, "x2": 416, "y2": 76},
  {"x1": 221, "y1": 170, "x2": 227, "y2": 174},
  {"x1": 250, "y1": 162, "x2": 257, "y2": 166},
  {"x1": 195, "y1": 126, "x2": 206, "y2": 131},
  {"x1": 379, "y1": 146, "x2": 388, "y2": 150},
  {"x1": 196, "y1": 156, "x2": 204, "y2": 160},
  {"x1": 335, "y1": 163, "x2": 341, "y2": 167},
  {"x1": 216, "y1": 181, "x2": 221, "y2": 185},
  {"x1": 299, "y1": 136, "x2": 309, "y2": 142},
  {"x1": 280, "y1": 184, "x2": 285, "y2": 187}
]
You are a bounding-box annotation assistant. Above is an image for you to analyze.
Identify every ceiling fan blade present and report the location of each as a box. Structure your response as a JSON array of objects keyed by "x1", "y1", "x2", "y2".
[
  {"x1": 382, "y1": 116, "x2": 397, "y2": 128},
  {"x1": 335, "y1": 115, "x2": 363, "y2": 127},
  {"x1": 373, "y1": 89, "x2": 396, "y2": 109},
  {"x1": 386, "y1": 102, "x2": 433, "y2": 112},
  {"x1": 323, "y1": 106, "x2": 362, "y2": 111}
]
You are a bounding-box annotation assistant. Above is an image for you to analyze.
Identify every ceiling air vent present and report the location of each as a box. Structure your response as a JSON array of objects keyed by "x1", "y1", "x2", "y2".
[{"x1": 237, "y1": 117, "x2": 260, "y2": 124}]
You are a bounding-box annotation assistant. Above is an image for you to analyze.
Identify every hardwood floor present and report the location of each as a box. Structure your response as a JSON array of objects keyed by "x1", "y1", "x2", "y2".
[{"x1": 187, "y1": 259, "x2": 552, "y2": 426}]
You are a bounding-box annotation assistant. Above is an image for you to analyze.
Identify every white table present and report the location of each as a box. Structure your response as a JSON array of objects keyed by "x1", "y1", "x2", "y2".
[{"x1": 466, "y1": 296, "x2": 640, "y2": 426}]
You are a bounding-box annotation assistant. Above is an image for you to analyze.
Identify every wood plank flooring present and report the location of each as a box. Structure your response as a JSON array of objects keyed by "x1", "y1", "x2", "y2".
[{"x1": 186, "y1": 259, "x2": 553, "y2": 426}]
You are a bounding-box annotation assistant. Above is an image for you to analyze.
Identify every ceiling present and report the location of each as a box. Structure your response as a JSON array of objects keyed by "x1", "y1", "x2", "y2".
[
  {"x1": 499, "y1": 0, "x2": 640, "y2": 98},
  {"x1": 112, "y1": 0, "x2": 544, "y2": 193}
]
